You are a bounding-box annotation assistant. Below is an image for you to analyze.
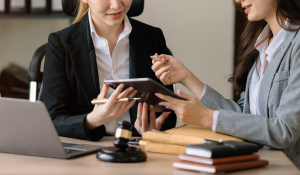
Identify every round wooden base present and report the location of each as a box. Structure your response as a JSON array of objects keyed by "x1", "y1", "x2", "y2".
[{"x1": 97, "y1": 146, "x2": 147, "y2": 163}]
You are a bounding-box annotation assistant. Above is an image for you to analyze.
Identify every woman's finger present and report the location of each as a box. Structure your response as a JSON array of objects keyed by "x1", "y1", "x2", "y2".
[
  {"x1": 159, "y1": 71, "x2": 171, "y2": 84},
  {"x1": 159, "y1": 101, "x2": 178, "y2": 113},
  {"x1": 152, "y1": 53, "x2": 159, "y2": 64},
  {"x1": 151, "y1": 60, "x2": 165, "y2": 72},
  {"x1": 141, "y1": 103, "x2": 148, "y2": 132},
  {"x1": 127, "y1": 89, "x2": 138, "y2": 98},
  {"x1": 105, "y1": 84, "x2": 124, "y2": 107},
  {"x1": 123, "y1": 99, "x2": 137, "y2": 112},
  {"x1": 117, "y1": 89, "x2": 138, "y2": 113},
  {"x1": 152, "y1": 59, "x2": 157, "y2": 64},
  {"x1": 156, "y1": 93, "x2": 185, "y2": 107},
  {"x1": 97, "y1": 83, "x2": 109, "y2": 99},
  {"x1": 156, "y1": 112, "x2": 171, "y2": 128},
  {"x1": 135, "y1": 103, "x2": 143, "y2": 128},
  {"x1": 177, "y1": 89, "x2": 194, "y2": 101},
  {"x1": 155, "y1": 65, "x2": 171, "y2": 79},
  {"x1": 157, "y1": 54, "x2": 172, "y2": 62},
  {"x1": 118, "y1": 87, "x2": 134, "y2": 98},
  {"x1": 149, "y1": 105, "x2": 156, "y2": 130}
]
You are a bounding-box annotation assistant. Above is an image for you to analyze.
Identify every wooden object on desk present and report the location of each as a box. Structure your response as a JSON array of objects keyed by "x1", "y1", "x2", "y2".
[
  {"x1": 0, "y1": 137, "x2": 298, "y2": 175},
  {"x1": 165, "y1": 124, "x2": 244, "y2": 142},
  {"x1": 140, "y1": 124, "x2": 243, "y2": 155}
]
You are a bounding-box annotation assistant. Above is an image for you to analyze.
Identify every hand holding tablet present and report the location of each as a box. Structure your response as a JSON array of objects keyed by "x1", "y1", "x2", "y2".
[{"x1": 103, "y1": 78, "x2": 185, "y2": 112}]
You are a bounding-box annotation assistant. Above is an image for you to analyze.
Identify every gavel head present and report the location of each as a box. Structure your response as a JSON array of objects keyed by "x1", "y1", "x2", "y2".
[{"x1": 114, "y1": 120, "x2": 133, "y2": 149}]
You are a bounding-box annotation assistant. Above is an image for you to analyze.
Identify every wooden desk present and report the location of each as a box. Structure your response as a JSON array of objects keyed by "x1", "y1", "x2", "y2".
[{"x1": 0, "y1": 137, "x2": 299, "y2": 175}]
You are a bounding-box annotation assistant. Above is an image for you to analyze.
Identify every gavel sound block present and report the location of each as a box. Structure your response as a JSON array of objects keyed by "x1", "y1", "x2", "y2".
[{"x1": 97, "y1": 121, "x2": 147, "y2": 163}]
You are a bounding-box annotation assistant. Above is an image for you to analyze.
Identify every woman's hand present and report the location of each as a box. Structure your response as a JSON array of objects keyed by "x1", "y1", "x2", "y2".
[
  {"x1": 155, "y1": 89, "x2": 214, "y2": 128},
  {"x1": 85, "y1": 84, "x2": 138, "y2": 131},
  {"x1": 151, "y1": 54, "x2": 190, "y2": 86},
  {"x1": 134, "y1": 103, "x2": 171, "y2": 135}
]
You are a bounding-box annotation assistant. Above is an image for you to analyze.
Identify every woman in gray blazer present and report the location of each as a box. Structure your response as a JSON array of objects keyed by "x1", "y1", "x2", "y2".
[{"x1": 148, "y1": 0, "x2": 300, "y2": 169}]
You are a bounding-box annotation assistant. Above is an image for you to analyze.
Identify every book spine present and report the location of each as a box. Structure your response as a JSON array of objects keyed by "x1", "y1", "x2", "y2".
[
  {"x1": 143, "y1": 132, "x2": 204, "y2": 146},
  {"x1": 140, "y1": 141, "x2": 186, "y2": 155}
]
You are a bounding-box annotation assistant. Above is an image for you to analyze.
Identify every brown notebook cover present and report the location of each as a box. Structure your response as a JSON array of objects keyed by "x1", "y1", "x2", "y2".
[
  {"x1": 143, "y1": 131, "x2": 205, "y2": 146},
  {"x1": 139, "y1": 141, "x2": 186, "y2": 155},
  {"x1": 179, "y1": 154, "x2": 260, "y2": 165},
  {"x1": 165, "y1": 124, "x2": 243, "y2": 142},
  {"x1": 173, "y1": 159, "x2": 269, "y2": 173}
]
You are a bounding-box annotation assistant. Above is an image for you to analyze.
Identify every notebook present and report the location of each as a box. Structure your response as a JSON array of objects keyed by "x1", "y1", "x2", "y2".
[
  {"x1": 178, "y1": 154, "x2": 260, "y2": 165},
  {"x1": 185, "y1": 140, "x2": 259, "y2": 158},
  {"x1": 173, "y1": 159, "x2": 269, "y2": 173}
]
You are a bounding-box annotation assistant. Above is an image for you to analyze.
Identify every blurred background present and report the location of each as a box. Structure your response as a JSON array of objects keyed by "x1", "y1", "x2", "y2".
[{"x1": 0, "y1": 0, "x2": 246, "y2": 125}]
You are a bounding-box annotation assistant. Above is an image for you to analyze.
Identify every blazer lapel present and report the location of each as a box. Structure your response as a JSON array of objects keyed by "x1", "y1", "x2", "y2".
[
  {"x1": 244, "y1": 64, "x2": 255, "y2": 114},
  {"x1": 261, "y1": 24, "x2": 299, "y2": 116},
  {"x1": 68, "y1": 15, "x2": 100, "y2": 110},
  {"x1": 128, "y1": 18, "x2": 153, "y2": 79}
]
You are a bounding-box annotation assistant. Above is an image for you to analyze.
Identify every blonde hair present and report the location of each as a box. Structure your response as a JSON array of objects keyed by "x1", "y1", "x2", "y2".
[{"x1": 72, "y1": 0, "x2": 89, "y2": 24}]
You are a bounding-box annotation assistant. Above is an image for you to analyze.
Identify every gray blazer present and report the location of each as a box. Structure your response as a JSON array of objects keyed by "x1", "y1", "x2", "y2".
[{"x1": 200, "y1": 24, "x2": 300, "y2": 169}]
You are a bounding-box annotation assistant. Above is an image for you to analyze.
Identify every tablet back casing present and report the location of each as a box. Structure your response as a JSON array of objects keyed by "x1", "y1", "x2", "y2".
[{"x1": 104, "y1": 78, "x2": 184, "y2": 112}]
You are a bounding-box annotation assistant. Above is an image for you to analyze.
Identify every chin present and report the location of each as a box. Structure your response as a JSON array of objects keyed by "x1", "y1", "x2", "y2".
[
  {"x1": 107, "y1": 20, "x2": 123, "y2": 27},
  {"x1": 247, "y1": 14, "x2": 262, "y2": 22},
  {"x1": 106, "y1": 17, "x2": 125, "y2": 26}
]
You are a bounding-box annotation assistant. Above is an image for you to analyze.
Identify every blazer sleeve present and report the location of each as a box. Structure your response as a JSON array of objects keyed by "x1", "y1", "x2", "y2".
[
  {"x1": 200, "y1": 85, "x2": 244, "y2": 113},
  {"x1": 43, "y1": 33, "x2": 105, "y2": 141},
  {"x1": 201, "y1": 49, "x2": 300, "y2": 149}
]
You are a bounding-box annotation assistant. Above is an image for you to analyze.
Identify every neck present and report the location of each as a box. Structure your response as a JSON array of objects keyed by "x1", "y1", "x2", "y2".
[{"x1": 265, "y1": 14, "x2": 284, "y2": 39}]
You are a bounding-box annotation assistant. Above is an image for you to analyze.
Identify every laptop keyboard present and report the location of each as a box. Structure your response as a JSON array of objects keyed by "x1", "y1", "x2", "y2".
[
  {"x1": 61, "y1": 142, "x2": 87, "y2": 156},
  {"x1": 61, "y1": 142, "x2": 80, "y2": 147},
  {"x1": 64, "y1": 148, "x2": 86, "y2": 155}
]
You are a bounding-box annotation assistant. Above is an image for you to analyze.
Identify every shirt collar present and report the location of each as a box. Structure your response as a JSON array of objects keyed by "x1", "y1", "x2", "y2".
[
  {"x1": 255, "y1": 22, "x2": 287, "y2": 62},
  {"x1": 88, "y1": 9, "x2": 132, "y2": 38},
  {"x1": 255, "y1": 25, "x2": 270, "y2": 54}
]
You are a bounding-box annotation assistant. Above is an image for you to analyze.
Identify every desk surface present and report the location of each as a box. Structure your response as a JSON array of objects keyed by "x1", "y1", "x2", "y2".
[{"x1": 0, "y1": 137, "x2": 299, "y2": 175}]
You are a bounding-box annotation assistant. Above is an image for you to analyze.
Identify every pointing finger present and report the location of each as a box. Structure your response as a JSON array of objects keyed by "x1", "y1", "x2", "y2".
[
  {"x1": 149, "y1": 105, "x2": 156, "y2": 130},
  {"x1": 97, "y1": 83, "x2": 109, "y2": 99},
  {"x1": 156, "y1": 93, "x2": 185, "y2": 106},
  {"x1": 105, "y1": 84, "x2": 124, "y2": 107}
]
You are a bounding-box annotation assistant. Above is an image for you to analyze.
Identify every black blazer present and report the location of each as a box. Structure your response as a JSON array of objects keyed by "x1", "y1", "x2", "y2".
[{"x1": 43, "y1": 15, "x2": 176, "y2": 141}]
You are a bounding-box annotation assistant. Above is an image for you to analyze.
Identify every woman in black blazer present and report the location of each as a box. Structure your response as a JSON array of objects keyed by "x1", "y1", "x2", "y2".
[{"x1": 43, "y1": 0, "x2": 176, "y2": 141}]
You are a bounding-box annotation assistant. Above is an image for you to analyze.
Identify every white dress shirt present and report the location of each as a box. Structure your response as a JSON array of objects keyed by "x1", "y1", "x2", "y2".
[
  {"x1": 88, "y1": 9, "x2": 133, "y2": 135},
  {"x1": 210, "y1": 24, "x2": 287, "y2": 131}
]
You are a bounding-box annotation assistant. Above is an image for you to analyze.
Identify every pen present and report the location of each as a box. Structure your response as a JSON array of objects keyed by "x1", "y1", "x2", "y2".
[
  {"x1": 91, "y1": 98, "x2": 141, "y2": 105},
  {"x1": 150, "y1": 56, "x2": 161, "y2": 61}
]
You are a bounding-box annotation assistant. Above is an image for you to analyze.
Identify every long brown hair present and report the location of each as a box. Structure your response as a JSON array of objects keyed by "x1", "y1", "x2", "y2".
[
  {"x1": 72, "y1": 0, "x2": 89, "y2": 24},
  {"x1": 229, "y1": 0, "x2": 300, "y2": 95}
]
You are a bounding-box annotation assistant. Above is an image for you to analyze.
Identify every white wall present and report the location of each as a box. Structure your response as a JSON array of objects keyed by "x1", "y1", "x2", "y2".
[
  {"x1": 0, "y1": 0, "x2": 235, "y2": 126},
  {"x1": 134, "y1": 0, "x2": 235, "y2": 126}
]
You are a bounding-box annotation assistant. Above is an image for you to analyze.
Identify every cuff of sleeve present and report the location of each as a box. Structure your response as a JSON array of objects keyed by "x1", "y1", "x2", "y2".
[
  {"x1": 85, "y1": 125, "x2": 106, "y2": 141},
  {"x1": 82, "y1": 115, "x2": 106, "y2": 141},
  {"x1": 212, "y1": 110, "x2": 219, "y2": 132},
  {"x1": 200, "y1": 85, "x2": 207, "y2": 100}
]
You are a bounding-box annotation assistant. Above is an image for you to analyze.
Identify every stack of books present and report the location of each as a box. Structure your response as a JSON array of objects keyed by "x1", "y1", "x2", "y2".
[
  {"x1": 173, "y1": 141, "x2": 269, "y2": 174},
  {"x1": 139, "y1": 124, "x2": 243, "y2": 155}
]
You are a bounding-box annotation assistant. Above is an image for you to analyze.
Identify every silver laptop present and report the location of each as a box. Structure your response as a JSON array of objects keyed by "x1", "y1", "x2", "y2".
[{"x1": 0, "y1": 98, "x2": 104, "y2": 159}]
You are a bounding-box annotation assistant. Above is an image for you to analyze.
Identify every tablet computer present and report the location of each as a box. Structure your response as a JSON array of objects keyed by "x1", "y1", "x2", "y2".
[{"x1": 104, "y1": 78, "x2": 185, "y2": 112}]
